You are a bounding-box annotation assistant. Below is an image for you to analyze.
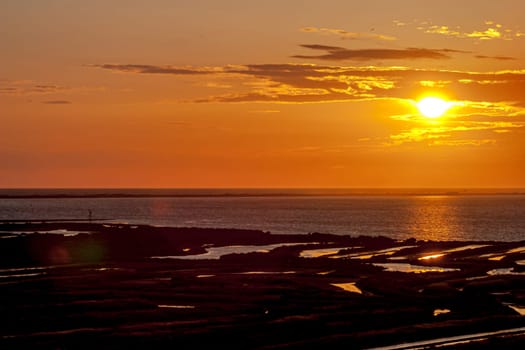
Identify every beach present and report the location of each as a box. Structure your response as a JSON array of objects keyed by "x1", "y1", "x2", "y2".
[{"x1": 1, "y1": 222, "x2": 525, "y2": 348}]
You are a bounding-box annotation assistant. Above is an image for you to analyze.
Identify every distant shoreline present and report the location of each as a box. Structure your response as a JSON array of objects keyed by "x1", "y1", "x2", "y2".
[{"x1": 1, "y1": 188, "x2": 524, "y2": 199}]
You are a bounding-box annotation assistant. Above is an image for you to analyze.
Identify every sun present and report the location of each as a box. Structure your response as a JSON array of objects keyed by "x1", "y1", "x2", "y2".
[{"x1": 416, "y1": 97, "x2": 451, "y2": 118}]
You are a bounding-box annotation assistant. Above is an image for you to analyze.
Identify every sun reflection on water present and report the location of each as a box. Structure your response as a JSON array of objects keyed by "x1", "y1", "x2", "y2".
[
  {"x1": 418, "y1": 253, "x2": 445, "y2": 260},
  {"x1": 405, "y1": 196, "x2": 459, "y2": 241}
]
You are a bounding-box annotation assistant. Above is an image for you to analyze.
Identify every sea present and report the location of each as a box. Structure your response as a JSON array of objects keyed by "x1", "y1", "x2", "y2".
[{"x1": 1, "y1": 189, "x2": 525, "y2": 242}]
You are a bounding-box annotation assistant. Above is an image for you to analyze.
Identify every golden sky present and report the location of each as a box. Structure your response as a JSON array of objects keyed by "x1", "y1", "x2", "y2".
[{"x1": 1, "y1": 0, "x2": 525, "y2": 188}]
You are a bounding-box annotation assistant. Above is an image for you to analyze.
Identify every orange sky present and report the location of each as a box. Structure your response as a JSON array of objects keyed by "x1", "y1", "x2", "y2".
[{"x1": 1, "y1": 0, "x2": 525, "y2": 188}]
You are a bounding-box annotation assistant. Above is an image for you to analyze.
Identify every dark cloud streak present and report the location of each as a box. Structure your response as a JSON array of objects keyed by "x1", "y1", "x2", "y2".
[
  {"x1": 475, "y1": 55, "x2": 517, "y2": 60},
  {"x1": 291, "y1": 45, "x2": 466, "y2": 61},
  {"x1": 89, "y1": 64, "x2": 215, "y2": 75}
]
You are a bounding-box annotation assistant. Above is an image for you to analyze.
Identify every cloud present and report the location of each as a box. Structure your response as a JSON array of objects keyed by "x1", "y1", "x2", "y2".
[
  {"x1": 388, "y1": 121, "x2": 523, "y2": 146},
  {"x1": 0, "y1": 81, "x2": 67, "y2": 95},
  {"x1": 414, "y1": 20, "x2": 524, "y2": 41},
  {"x1": 87, "y1": 64, "x2": 222, "y2": 75},
  {"x1": 387, "y1": 96, "x2": 525, "y2": 147},
  {"x1": 292, "y1": 44, "x2": 464, "y2": 61},
  {"x1": 392, "y1": 20, "x2": 407, "y2": 27},
  {"x1": 475, "y1": 55, "x2": 517, "y2": 61},
  {"x1": 0, "y1": 87, "x2": 18, "y2": 93},
  {"x1": 87, "y1": 61, "x2": 525, "y2": 147},
  {"x1": 42, "y1": 100, "x2": 72, "y2": 104},
  {"x1": 301, "y1": 27, "x2": 396, "y2": 41},
  {"x1": 91, "y1": 62, "x2": 525, "y2": 107}
]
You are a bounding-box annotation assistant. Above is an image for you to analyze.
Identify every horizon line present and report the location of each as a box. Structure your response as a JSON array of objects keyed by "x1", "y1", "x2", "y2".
[{"x1": 1, "y1": 187, "x2": 524, "y2": 199}]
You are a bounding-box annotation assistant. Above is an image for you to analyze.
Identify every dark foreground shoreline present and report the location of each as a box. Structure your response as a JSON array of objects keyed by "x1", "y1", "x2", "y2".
[{"x1": 1, "y1": 223, "x2": 525, "y2": 349}]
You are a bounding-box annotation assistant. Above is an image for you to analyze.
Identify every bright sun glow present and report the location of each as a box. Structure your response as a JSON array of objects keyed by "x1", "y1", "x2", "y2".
[{"x1": 416, "y1": 97, "x2": 451, "y2": 118}]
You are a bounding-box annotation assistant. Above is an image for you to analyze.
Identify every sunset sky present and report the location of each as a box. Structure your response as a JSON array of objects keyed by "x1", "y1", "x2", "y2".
[{"x1": 2, "y1": 0, "x2": 525, "y2": 188}]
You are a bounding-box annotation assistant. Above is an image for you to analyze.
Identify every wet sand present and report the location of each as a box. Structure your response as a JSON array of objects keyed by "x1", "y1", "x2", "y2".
[{"x1": 1, "y1": 223, "x2": 525, "y2": 349}]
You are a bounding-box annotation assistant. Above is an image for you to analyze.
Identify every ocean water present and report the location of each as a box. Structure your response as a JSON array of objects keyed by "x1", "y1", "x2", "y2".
[{"x1": 1, "y1": 190, "x2": 524, "y2": 241}]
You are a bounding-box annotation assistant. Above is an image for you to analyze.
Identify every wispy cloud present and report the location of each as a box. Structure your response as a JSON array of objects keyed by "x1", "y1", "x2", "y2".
[
  {"x1": 301, "y1": 27, "x2": 396, "y2": 41},
  {"x1": 87, "y1": 64, "x2": 223, "y2": 75},
  {"x1": 292, "y1": 44, "x2": 466, "y2": 61},
  {"x1": 413, "y1": 20, "x2": 524, "y2": 41},
  {"x1": 388, "y1": 121, "x2": 522, "y2": 146},
  {"x1": 475, "y1": 55, "x2": 516, "y2": 61},
  {"x1": 392, "y1": 20, "x2": 407, "y2": 27},
  {"x1": 91, "y1": 63, "x2": 525, "y2": 107},
  {"x1": 0, "y1": 80, "x2": 67, "y2": 95}
]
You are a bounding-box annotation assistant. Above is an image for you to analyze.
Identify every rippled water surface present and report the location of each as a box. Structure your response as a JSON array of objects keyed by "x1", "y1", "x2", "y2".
[{"x1": 1, "y1": 191, "x2": 525, "y2": 241}]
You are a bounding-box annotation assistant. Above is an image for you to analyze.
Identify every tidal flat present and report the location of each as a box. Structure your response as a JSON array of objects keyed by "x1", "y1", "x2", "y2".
[{"x1": 1, "y1": 223, "x2": 525, "y2": 349}]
